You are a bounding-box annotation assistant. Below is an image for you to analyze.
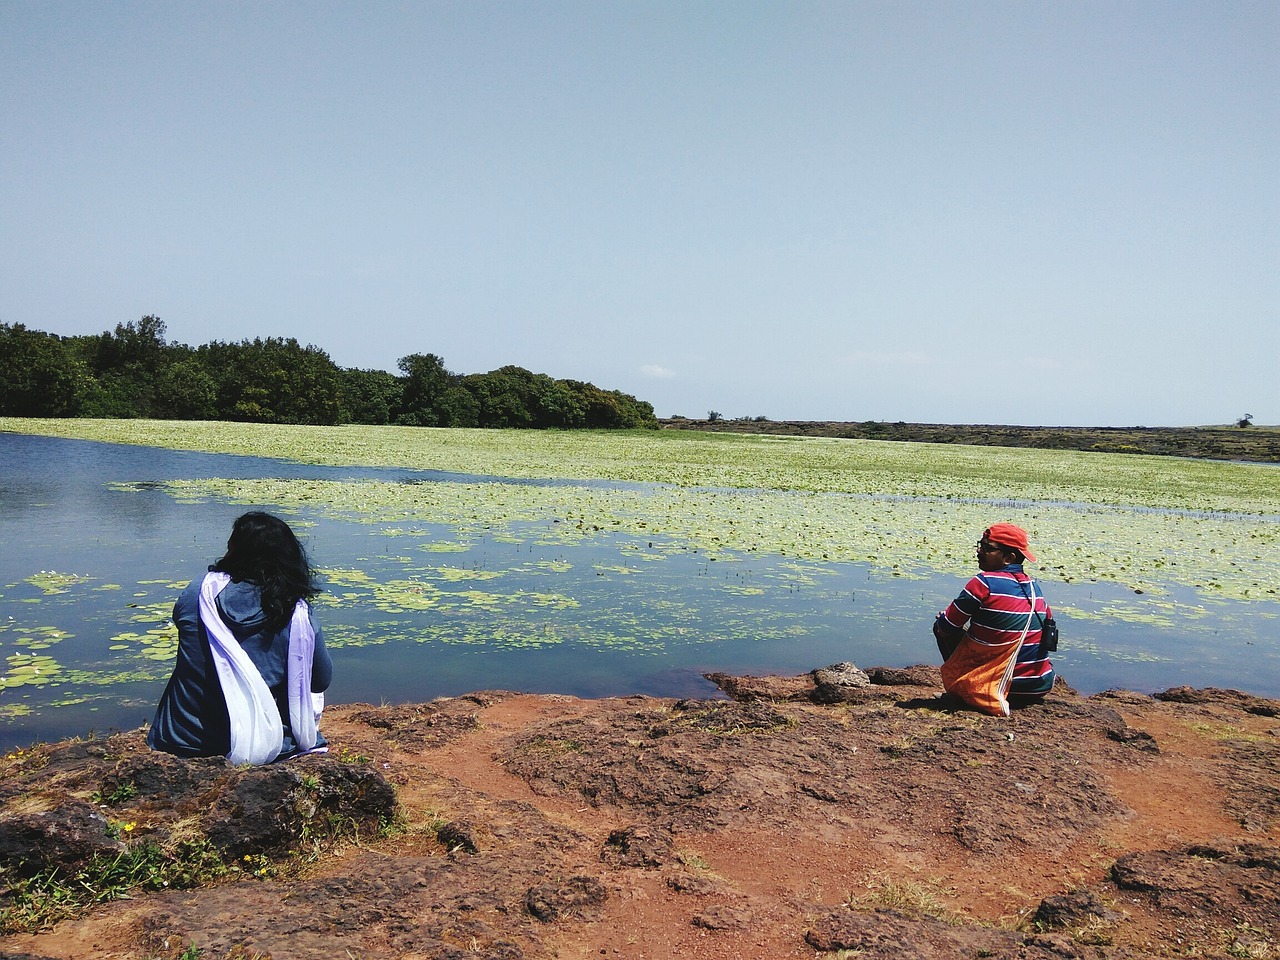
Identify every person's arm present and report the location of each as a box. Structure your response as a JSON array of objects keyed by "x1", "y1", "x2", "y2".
[
  {"x1": 939, "y1": 574, "x2": 990, "y2": 633},
  {"x1": 149, "y1": 576, "x2": 230, "y2": 757},
  {"x1": 309, "y1": 611, "x2": 333, "y2": 693},
  {"x1": 933, "y1": 613, "x2": 962, "y2": 643}
]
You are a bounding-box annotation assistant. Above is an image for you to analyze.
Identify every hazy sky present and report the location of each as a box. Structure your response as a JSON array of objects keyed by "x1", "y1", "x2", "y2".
[{"x1": 3, "y1": 2, "x2": 1276, "y2": 426}]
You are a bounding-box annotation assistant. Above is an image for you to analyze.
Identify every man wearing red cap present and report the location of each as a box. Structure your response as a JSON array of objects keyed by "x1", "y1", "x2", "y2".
[{"x1": 932, "y1": 523, "x2": 1056, "y2": 715}]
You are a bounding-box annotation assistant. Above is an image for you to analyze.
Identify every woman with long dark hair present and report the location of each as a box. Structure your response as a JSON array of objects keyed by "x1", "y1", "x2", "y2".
[{"x1": 148, "y1": 511, "x2": 333, "y2": 763}]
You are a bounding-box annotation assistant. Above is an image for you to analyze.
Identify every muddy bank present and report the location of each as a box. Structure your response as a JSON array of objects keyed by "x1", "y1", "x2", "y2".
[{"x1": 1, "y1": 665, "x2": 1278, "y2": 959}]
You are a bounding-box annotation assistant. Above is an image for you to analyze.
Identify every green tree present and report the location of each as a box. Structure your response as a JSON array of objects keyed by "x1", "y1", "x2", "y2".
[
  {"x1": 3, "y1": 320, "x2": 660, "y2": 430},
  {"x1": 563, "y1": 380, "x2": 658, "y2": 429},
  {"x1": 0, "y1": 323, "x2": 86, "y2": 416},
  {"x1": 93, "y1": 315, "x2": 168, "y2": 373},
  {"x1": 536, "y1": 376, "x2": 588, "y2": 427},
  {"x1": 435, "y1": 382, "x2": 481, "y2": 427},
  {"x1": 397, "y1": 353, "x2": 457, "y2": 426},
  {"x1": 199, "y1": 338, "x2": 342, "y2": 424},
  {"x1": 462, "y1": 367, "x2": 535, "y2": 427},
  {"x1": 153, "y1": 352, "x2": 218, "y2": 420},
  {"x1": 338, "y1": 368, "x2": 403, "y2": 424},
  {"x1": 76, "y1": 316, "x2": 172, "y2": 417}
]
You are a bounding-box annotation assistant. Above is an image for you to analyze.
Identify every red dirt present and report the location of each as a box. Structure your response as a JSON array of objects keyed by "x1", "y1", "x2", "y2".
[{"x1": 2, "y1": 669, "x2": 1278, "y2": 959}]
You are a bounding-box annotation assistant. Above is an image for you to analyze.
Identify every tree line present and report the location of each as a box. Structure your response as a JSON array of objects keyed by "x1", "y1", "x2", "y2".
[{"x1": 0, "y1": 317, "x2": 658, "y2": 429}]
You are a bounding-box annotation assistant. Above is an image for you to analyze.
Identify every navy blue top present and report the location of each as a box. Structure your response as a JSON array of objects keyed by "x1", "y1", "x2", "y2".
[{"x1": 147, "y1": 573, "x2": 332, "y2": 759}]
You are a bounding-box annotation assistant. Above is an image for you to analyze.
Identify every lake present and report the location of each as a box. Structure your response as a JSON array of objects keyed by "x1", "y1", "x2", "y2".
[{"x1": 2, "y1": 431, "x2": 1278, "y2": 753}]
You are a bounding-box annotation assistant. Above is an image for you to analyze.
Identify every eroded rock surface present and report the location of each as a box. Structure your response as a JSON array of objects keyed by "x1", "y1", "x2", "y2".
[{"x1": 1, "y1": 671, "x2": 1278, "y2": 960}]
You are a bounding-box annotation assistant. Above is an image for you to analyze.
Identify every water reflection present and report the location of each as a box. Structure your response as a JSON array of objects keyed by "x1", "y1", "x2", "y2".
[{"x1": 2, "y1": 432, "x2": 1277, "y2": 754}]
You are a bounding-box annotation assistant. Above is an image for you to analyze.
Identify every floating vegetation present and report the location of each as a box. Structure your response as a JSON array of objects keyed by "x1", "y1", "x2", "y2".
[
  {"x1": 368, "y1": 578, "x2": 443, "y2": 613},
  {"x1": 0, "y1": 654, "x2": 61, "y2": 690},
  {"x1": 720, "y1": 584, "x2": 766, "y2": 597},
  {"x1": 3, "y1": 420, "x2": 1280, "y2": 747},
  {"x1": 425, "y1": 567, "x2": 504, "y2": 583},
  {"x1": 420, "y1": 542, "x2": 470, "y2": 553},
  {"x1": 108, "y1": 626, "x2": 179, "y2": 663},
  {"x1": 1055, "y1": 641, "x2": 1174, "y2": 665},
  {"x1": 3, "y1": 625, "x2": 70, "y2": 651},
  {"x1": 318, "y1": 567, "x2": 378, "y2": 588},
  {"x1": 125, "y1": 473, "x2": 1280, "y2": 604},
  {"x1": 24, "y1": 572, "x2": 91, "y2": 595},
  {"x1": 11, "y1": 418, "x2": 1279, "y2": 514},
  {"x1": 49, "y1": 416, "x2": 1277, "y2": 600}
]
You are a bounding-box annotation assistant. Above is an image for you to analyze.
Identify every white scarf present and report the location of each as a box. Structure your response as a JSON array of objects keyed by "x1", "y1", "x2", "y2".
[{"x1": 200, "y1": 572, "x2": 323, "y2": 765}]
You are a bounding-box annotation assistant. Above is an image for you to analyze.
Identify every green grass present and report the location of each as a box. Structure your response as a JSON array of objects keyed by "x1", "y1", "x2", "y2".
[{"x1": 0, "y1": 839, "x2": 231, "y2": 934}]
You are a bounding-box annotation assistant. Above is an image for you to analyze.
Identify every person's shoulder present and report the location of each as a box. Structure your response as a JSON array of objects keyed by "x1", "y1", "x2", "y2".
[
  {"x1": 969, "y1": 569, "x2": 1022, "y2": 593},
  {"x1": 178, "y1": 575, "x2": 205, "y2": 597},
  {"x1": 987, "y1": 568, "x2": 1025, "y2": 581},
  {"x1": 173, "y1": 574, "x2": 208, "y2": 617}
]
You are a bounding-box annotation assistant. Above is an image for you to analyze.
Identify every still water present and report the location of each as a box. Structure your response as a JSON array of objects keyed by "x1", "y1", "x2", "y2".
[{"x1": 2, "y1": 432, "x2": 1277, "y2": 753}]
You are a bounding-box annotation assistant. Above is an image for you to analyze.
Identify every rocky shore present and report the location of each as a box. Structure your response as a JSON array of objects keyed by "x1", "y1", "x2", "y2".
[{"x1": 1, "y1": 665, "x2": 1278, "y2": 959}]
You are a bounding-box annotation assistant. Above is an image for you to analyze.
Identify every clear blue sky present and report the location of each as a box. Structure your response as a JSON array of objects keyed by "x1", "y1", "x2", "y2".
[{"x1": 3, "y1": 1, "x2": 1276, "y2": 426}]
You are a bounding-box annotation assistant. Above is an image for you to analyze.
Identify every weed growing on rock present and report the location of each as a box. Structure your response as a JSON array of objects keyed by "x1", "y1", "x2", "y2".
[
  {"x1": 848, "y1": 871, "x2": 955, "y2": 923},
  {"x1": 335, "y1": 745, "x2": 371, "y2": 764},
  {"x1": 0, "y1": 839, "x2": 231, "y2": 934},
  {"x1": 91, "y1": 780, "x2": 138, "y2": 805},
  {"x1": 668, "y1": 701, "x2": 797, "y2": 736}
]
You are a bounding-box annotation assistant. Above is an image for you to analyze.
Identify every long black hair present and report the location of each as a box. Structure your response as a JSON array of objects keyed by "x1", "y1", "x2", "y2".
[{"x1": 213, "y1": 511, "x2": 320, "y2": 629}]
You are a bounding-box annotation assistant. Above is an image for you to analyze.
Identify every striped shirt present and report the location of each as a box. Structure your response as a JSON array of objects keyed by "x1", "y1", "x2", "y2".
[{"x1": 940, "y1": 564, "x2": 1055, "y2": 696}]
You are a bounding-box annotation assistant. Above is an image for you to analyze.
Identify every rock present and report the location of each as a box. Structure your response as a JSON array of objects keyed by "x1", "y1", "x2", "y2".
[
  {"x1": 1155, "y1": 686, "x2": 1280, "y2": 717},
  {"x1": 813, "y1": 661, "x2": 871, "y2": 688},
  {"x1": 601, "y1": 823, "x2": 674, "y2": 868},
  {"x1": 690, "y1": 903, "x2": 753, "y2": 930},
  {"x1": 811, "y1": 662, "x2": 873, "y2": 704},
  {"x1": 805, "y1": 907, "x2": 1093, "y2": 958},
  {"x1": 103, "y1": 751, "x2": 228, "y2": 802},
  {"x1": 865, "y1": 664, "x2": 941, "y2": 687},
  {"x1": 203, "y1": 758, "x2": 396, "y2": 859},
  {"x1": 1105, "y1": 726, "x2": 1160, "y2": 753},
  {"x1": 1033, "y1": 888, "x2": 1120, "y2": 928},
  {"x1": 437, "y1": 819, "x2": 479, "y2": 855},
  {"x1": 1111, "y1": 844, "x2": 1280, "y2": 924},
  {"x1": 703, "y1": 672, "x2": 815, "y2": 701},
  {"x1": 667, "y1": 872, "x2": 719, "y2": 895},
  {"x1": 525, "y1": 875, "x2": 608, "y2": 921},
  {"x1": 202, "y1": 765, "x2": 315, "y2": 858},
  {"x1": 0, "y1": 801, "x2": 125, "y2": 878},
  {"x1": 3, "y1": 682, "x2": 1279, "y2": 959}
]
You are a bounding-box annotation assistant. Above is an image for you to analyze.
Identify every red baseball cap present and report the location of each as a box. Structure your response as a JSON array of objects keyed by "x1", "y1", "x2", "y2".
[{"x1": 986, "y1": 523, "x2": 1037, "y2": 563}]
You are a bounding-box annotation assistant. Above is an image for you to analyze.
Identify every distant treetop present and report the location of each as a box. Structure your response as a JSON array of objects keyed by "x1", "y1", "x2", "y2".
[{"x1": 0, "y1": 318, "x2": 658, "y2": 429}]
